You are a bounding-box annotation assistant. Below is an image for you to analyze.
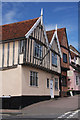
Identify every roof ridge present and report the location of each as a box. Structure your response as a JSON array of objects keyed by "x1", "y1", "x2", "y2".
[
  {"x1": 46, "y1": 27, "x2": 66, "y2": 32},
  {"x1": 1, "y1": 17, "x2": 39, "y2": 27}
]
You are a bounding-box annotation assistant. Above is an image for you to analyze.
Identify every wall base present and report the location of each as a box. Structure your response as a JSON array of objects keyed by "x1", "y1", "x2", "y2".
[{"x1": 1, "y1": 96, "x2": 51, "y2": 109}]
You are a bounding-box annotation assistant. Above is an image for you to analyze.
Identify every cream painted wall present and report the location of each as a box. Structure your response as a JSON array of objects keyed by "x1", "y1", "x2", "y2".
[
  {"x1": 0, "y1": 64, "x2": 59, "y2": 96},
  {"x1": 1, "y1": 65, "x2": 22, "y2": 97},
  {"x1": 22, "y1": 65, "x2": 59, "y2": 96}
]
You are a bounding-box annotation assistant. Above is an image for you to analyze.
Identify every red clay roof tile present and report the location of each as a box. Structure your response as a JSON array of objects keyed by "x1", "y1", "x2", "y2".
[
  {"x1": 0, "y1": 17, "x2": 39, "y2": 41},
  {"x1": 46, "y1": 28, "x2": 66, "y2": 44}
]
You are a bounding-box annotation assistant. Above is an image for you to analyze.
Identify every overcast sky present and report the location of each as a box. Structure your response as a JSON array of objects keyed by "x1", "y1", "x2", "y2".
[{"x1": 2, "y1": 2, "x2": 78, "y2": 50}]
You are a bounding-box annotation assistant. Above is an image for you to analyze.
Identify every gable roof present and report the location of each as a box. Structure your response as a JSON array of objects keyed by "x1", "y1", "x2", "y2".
[
  {"x1": 70, "y1": 45, "x2": 80, "y2": 54},
  {"x1": 46, "y1": 28, "x2": 66, "y2": 44},
  {"x1": 0, "y1": 17, "x2": 39, "y2": 41},
  {"x1": 70, "y1": 51, "x2": 77, "y2": 59},
  {"x1": 70, "y1": 45, "x2": 80, "y2": 59}
]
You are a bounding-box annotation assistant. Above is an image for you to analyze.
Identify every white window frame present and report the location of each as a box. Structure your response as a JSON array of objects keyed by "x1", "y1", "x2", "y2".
[
  {"x1": 55, "y1": 78, "x2": 58, "y2": 91},
  {"x1": 30, "y1": 71, "x2": 38, "y2": 87}
]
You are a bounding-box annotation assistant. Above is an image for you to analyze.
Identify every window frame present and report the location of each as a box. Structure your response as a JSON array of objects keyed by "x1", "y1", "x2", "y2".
[
  {"x1": 34, "y1": 42, "x2": 43, "y2": 59},
  {"x1": 55, "y1": 78, "x2": 58, "y2": 91},
  {"x1": 52, "y1": 52, "x2": 57, "y2": 66},
  {"x1": 30, "y1": 71, "x2": 38, "y2": 87},
  {"x1": 63, "y1": 53, "x2": 67, "y2": 63},
  {"x1": 47, "y1": 78, "x2": 49, "y2": 88},
  {"x1": 61, "y1": 76, "x2": 67, "y2": 87},
  {"x1": 76, "y1": 76, "x2": 79, "y2": 85}
]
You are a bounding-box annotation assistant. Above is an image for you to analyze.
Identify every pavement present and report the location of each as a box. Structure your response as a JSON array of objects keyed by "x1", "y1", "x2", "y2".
[{"x1": 0, "y1": 95, "x2": 80, "y2": 119}]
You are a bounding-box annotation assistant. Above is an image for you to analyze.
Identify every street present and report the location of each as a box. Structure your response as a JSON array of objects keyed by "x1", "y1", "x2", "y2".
[{"x1": 0, "y1": 95, "x2": 80, "y2": 120}]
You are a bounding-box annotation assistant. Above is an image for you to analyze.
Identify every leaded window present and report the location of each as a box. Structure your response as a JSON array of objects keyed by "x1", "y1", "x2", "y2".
[
  {"x1": 30, "y1": 71, "x2": 38, "y2": 86},
  {"x1": 34, "y1": 42, "x2": 42, "y2": 59},
  {"x1": 52, "y1": 52, "x2": 57, "y2": 66},
  {"x1": 55, "y1": 78, "x2": 58, "y2": 91}
]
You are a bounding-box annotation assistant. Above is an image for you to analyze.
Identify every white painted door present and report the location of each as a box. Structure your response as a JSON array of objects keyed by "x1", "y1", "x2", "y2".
[{"x1": 50, "y1": 80, "x2": 54, "y2": 98}]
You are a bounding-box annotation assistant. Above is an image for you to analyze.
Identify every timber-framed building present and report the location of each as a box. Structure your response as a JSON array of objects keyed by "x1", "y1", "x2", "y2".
[{"x1": 0, "y1": 10, "x2": 62, "y2": 109}]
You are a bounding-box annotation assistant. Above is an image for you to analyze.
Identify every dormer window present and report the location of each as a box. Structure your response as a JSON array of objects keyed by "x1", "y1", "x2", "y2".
[
  {"x1": 34, "y1": 42, "x2": 42, "y2": 59},
  {"x1": 20, "y1": 40, "x2": 24, "y2": 53}
]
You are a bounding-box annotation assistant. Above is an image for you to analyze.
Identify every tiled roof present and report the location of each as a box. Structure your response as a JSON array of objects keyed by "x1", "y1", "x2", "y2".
[
  {"x1": 46, "y1": 28, "x2": 66, "y2": 44},
  {"x1": 70, "y1": 51, "x2": 77, "y2": 59},
  {"x1": 0, "y1": 17, "x2": 39, "y2": 41},
  {"x1": 70, "y1": 45, "x2": 80, "y2": 55}
]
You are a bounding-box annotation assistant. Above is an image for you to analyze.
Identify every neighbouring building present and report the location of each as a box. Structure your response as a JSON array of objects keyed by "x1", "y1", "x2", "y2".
[
  {"x1": 0, "y1": 10, "x2": 62, "y2": 109},
  {"x1": 46, "y1": 27, "x2": 70, "y2": 97},
  {"x1": 67, "y1": 45, "x2": 80, "y2": 95}
]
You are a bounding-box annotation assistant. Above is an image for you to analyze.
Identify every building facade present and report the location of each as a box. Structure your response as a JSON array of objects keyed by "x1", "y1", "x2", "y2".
[
  {"x1": 67, "y1": 45, "x2": 80, "y2": 95},
  {"x1": 46, "y1": 28, "x2": 70, "y2": 97},
  {"x1": 0, "y1": 13, "x2": 62, "y2": 109}
]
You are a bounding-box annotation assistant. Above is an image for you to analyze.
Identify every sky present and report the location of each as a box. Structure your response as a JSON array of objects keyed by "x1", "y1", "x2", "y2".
[{"x1": 1, "y1": 2, "x2": 78, "y2": 50}]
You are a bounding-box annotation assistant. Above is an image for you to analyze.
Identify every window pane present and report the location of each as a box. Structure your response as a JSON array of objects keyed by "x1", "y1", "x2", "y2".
[
  {"x1": 55, "y1": 78, "x2": 58, "y2": 90},
  {"x1": 47, "y1": 79, "x2": 49, "y2": 88},
  {"x1": 34, "y1": 42, "x2": 42, "y2": 58},
  {"x1": 30, "y1": 71, "x2": 38, "y2": 86},
  {"x1": 52, "y1": 53, "x2": 57, "y2": 66},
  {"x1": 61, "y1": 76, "x2": 67, "y2": 86},
  {"x1": 76, "y1": 76, "x2": 79, "y2": 85},
  {"x1": 63, "y1": 53, "x2": 67, "y2": 63}
]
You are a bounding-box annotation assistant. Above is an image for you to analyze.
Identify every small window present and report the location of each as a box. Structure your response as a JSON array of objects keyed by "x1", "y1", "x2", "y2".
[
  {"x1": 30, "y1": 71, "x2": 38, "y2": 86},
  {"x1": 34, "y1": 42, "x2": 42, "y2": 59},
  {"x1": 52, "y1": 52, "x2": 57, "y2": 66},
  {"x1": 63, "y1": 53, "x2": 67, "y2": 63},
  {"x1": 20, "y1": 40, "x2": 24, "y2": 53},
  {"x1": 55, "y1": 78, "x2": 58, "y2": 91},
  {"x1": 61, "y1": 76, "x2": 67, "y2": 87},
  {"x1": 76, "y1": 76, "x2": 79, "y2": 85},
  {"x1": 47, "y1": 78, "x2": 49, "y2": 88}
]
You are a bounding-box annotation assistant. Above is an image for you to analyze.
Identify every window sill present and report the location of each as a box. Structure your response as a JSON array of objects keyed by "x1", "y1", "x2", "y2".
[
  {"x1": 29, "y1": 85, "x2": 39, "y2": 88},
  {"x1": 47, "y1": 87, "x2": 49, "y2": 89},
  {"x1": 19, "y1": 52, "x2": 24, "y2": 54},
  {"x1": 63, "y1": 61, "x2": 67, "y2": 63},
  {"x1": 55, "y1": 89, "x2": 59, "y2": 91},
  {"x1": 52, "y1": 64, "x2": 57, "y2": 67},
  {"x1": 33, "y1": 56, "x2": 42, "y2": 61}
]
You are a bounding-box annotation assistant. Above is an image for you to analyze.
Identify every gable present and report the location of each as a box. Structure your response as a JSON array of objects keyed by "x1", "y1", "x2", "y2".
[
  {"x1": 50, "y1": 37, "x2": 59, "y2": 53},
  {"x1": 61, "y1": 32, "x2": 68, "y2": 48},
  {"x1": 25, "y1": 18, "x2": 48, "y2": 46},
  {"x1": 46, "y1": 29, "x2": 62, "y2": 58}
]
